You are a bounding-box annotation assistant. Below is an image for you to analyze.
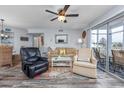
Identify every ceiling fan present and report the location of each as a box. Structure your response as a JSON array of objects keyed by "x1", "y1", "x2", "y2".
[{"x1": 45, "y1": 5, "x2": 79, "y2": 23}]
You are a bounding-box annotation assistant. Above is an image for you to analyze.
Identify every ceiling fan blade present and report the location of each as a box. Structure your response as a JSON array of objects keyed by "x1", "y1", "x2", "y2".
[
  {"x1": 50, "y1": 17, "x2": 58, "y2": 21},
  {"x1": 66, "y1": 14, "x2": 79, "y2": 17},
  {"x1": 45, "y1": 10, "x2": 58, "y2": 15},
  {"x1": 63, "y1": 5, "x2": 70, "y2": 13}
]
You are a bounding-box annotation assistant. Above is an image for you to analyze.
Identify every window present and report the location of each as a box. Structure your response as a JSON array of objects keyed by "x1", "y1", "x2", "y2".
[
  {"x1": 91, "y1": 25, "x2": 107, "y2": 70},
  {"x1": 90, "y1": 14, "x2": 124, "y2": 79},
  {"x1": 98, "y1": 30, "x2": 107, "y2": 49},
  {"x1": 111, "y1": 26, "x2": 123, "y2": 33},
  {"x1": 98, "y1": 27, "x2": 107, "y2": 57},
  {"x1": 91, "y1": 30, "x2": 97, "y2": 47},
  {"x1": 111, "y1": 26, "x2": 123, "y2": 49}
]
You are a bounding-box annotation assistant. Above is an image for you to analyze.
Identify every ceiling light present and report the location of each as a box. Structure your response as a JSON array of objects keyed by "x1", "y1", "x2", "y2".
[{"x1": 58, "y1": 16, "x2": 65, "y2": 22}]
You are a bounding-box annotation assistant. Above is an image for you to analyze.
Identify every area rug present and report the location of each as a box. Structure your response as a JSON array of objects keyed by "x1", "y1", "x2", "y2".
[{"x1": 0, "y1": 64, "x2": 89, "y2": 81}]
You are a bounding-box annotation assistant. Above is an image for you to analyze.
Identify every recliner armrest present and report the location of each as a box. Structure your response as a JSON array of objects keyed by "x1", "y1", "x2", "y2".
[
  {"x1": 40, "y1": 57, "x2": 48, "y2": 61},
  {"x1": 23, "y1": 61, "x2": 33, "y2": 65}
]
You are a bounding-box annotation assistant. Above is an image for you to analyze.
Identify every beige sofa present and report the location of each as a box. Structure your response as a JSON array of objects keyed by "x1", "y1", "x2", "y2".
[
  {"x1": 48, "y1": 47, "x2": 77, "y2": 66},
  {"x1": 48, "y1": 47, "x2": 77, "y2": 57},
  {"x1": 73, "y1": 48, "x2": 97, "y2": 78}
]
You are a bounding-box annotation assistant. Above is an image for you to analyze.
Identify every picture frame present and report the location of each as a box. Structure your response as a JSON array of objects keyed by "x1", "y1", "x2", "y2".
[
  {"x1": 55, "y1": 34, "x2": 68, "y2": 44},
  {"x1": 20, "y1": 37, "x2": 29, "y2": 41}
]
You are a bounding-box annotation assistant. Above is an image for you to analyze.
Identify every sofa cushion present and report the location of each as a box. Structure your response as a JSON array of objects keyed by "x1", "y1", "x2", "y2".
[
  {"x1": 59, "y1": 49, "x2": 66, "y2": 55},
  {"x1": 78, "y1": 48, "x2": 91, "y2": 61},
  {"x1": 48, "y1": 48, "x2": 76, "y2": 57},
  {"x1": 73, "y1": 62, "x2": 96, "y2": 69}
]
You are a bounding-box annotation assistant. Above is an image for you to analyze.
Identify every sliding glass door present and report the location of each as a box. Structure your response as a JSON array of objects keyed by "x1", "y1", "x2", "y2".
[
  {"x1": 111, "y1": 26, "x2": 123, "y2": 49},
  {"x1": 91, "y1": 29, "x2": 97, "y2": 48},
  {"x1": 91, "y1": 25, "x2": 107, "y2": 70},
  {"x1": 109, "y1": 18, "x2": 124, "y2": 78},
  {"x1": 91, "y1": 14, "x2": 124, "y2": 79},
  {"x1": 98, "y1": 25, "x2": 107, "y2": 70}
]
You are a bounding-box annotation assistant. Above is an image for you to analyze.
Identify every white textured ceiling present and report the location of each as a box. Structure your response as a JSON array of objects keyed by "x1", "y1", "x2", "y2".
[{"x1": 0, "y1": 5, "x2": 114, "y2": 30}]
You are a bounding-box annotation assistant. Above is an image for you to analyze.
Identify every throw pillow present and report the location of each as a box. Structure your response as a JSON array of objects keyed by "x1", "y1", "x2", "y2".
[{"x1": 59, "y1": 49, "x2": 66, "y2": 55}]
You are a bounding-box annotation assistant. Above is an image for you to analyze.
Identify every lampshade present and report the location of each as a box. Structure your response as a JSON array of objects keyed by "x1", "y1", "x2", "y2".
[
  {"x1": 0, "y1": 33, "x2": 4, "y2": 37},
  {"x1": 5, "y1": 35, "x2": 8, "y2": 38},
  {"x1": 78, "y1": 38, "x2": 82, "y2": 43},
  {"x1": 58, "y1": 16, "x2": 65, "y2": 22}
]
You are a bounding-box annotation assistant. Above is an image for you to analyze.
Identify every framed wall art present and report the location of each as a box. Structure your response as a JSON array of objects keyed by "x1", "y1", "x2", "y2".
[{"x1": 55, "y1": 34, "x2": 68, "y2": 44}]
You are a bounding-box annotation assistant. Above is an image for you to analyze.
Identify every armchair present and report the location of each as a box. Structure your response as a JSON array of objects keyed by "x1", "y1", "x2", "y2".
[
  {"x1": 20, "y1": 47, "x2": 48, "y2": 78},
  {"x1": 73, "y1": 48, "x2": 97, "y2": 78}
]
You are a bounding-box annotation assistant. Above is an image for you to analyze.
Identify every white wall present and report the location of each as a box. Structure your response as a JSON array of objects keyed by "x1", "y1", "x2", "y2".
[
  {"x1": 12, "y1": 27, "x2": 32, "y2": 54},
  {"x1": 28, "y1": 28, "x2": 83, "y2": 49}
]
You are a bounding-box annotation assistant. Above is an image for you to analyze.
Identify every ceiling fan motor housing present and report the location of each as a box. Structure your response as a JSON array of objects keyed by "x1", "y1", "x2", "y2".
[{"x1": 45, "y1": 5, "x2": 78, "y2": 22}]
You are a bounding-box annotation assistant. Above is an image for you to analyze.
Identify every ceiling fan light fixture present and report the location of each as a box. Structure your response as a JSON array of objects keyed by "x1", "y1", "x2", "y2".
[{"x1": 58, "y1": 15, "x2": 65, "y2": 22}]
